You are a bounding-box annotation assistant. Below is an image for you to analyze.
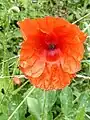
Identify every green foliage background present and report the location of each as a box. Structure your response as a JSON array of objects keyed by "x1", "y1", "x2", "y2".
[{"x1": 0, "y1": 0, "x2": 90, "y2": 120}]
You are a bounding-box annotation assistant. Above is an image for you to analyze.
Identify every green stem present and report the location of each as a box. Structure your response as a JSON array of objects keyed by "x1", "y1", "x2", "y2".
[{"x1": 42, "y1": 90, "x2": 47, "y2": 120}]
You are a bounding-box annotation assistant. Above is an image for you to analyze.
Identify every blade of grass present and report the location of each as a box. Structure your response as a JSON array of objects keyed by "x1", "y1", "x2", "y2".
[
  {"x1": 8, "y1": 86, "x2": 35, "y2": 120},
  {"x1": 0, "y1": 55, "x2": 19, "y2": 65},
  {"x1": 85, "y1": 114, "x2": 90, "y2": 119},
  {"x1": 12, "y1": 80, "x2": 29, "y2": 95},
  {"x1": 83, "y1": 24, "x2": 90, "y2": 32},
  {"x1": 0, "y1": 75, "x2": 25, "y2": 79},
  {"x1": 76, "y1": 74, "x2": 90, "y2": 79},
  {"x1": 72, "y1": 13, "x2": 90, "y2": 24}
]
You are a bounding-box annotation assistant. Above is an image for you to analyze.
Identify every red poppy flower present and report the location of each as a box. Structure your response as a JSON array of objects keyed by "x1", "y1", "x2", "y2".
[{"x1": 18, "y1": 16, "x2": 86, "y2": 90}]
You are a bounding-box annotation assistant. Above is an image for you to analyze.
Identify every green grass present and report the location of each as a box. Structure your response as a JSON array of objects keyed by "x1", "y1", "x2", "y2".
[{"x1": 0, "y1": 0, "x2": 90, "y2": 120}]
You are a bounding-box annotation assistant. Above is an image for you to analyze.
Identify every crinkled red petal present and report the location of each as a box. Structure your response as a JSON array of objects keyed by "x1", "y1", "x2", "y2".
[{"x1": 26, "y1": 63, "x2": 72, "y2": 90}]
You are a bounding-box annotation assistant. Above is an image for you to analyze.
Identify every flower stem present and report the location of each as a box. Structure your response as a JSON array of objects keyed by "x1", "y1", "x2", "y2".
[{"x1": 42, "y1": 90, "x2": 47, "y2": 120}]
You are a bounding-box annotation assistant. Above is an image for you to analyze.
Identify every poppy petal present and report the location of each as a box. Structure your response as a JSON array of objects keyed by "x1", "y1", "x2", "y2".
[
  {"x1": 54, "y1": 17, "x2": 70, "y2": 28},
  {"x1": 27, "y1": 63, "x2": 71, "y2": 90},
  {"x1": 62, "y1": 43, "x2": 84, "y2": 61},
  {"x1": 20, "y1": 37, "x2": 45, "y2": 77},
  {"x1": 53, "y1": 24, "x2": 86, "y2": 44},
  {"x1": 18, "y1": 18, "x2": 39, "y2": 39},
  {"x1": 20, "y1": 57, "x2": 45, "y2": 78},
  {"x1": 61, "y1": 54, "x2": 81, "y2": 74},
  {"x1": 37, "y1": 17, "x2": 71, "y2": 33},
  {"x1": 72, "y1": 24, "x2": 87, "y2": 43},
  {"x1": 36, "y1": 16, "x2": 55, "y2": 33}
]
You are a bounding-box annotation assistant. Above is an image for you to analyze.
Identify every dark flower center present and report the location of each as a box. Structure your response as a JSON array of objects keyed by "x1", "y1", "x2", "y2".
[{"x1": 48, "y1": 43, "x2": 56, "y2": 50}]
